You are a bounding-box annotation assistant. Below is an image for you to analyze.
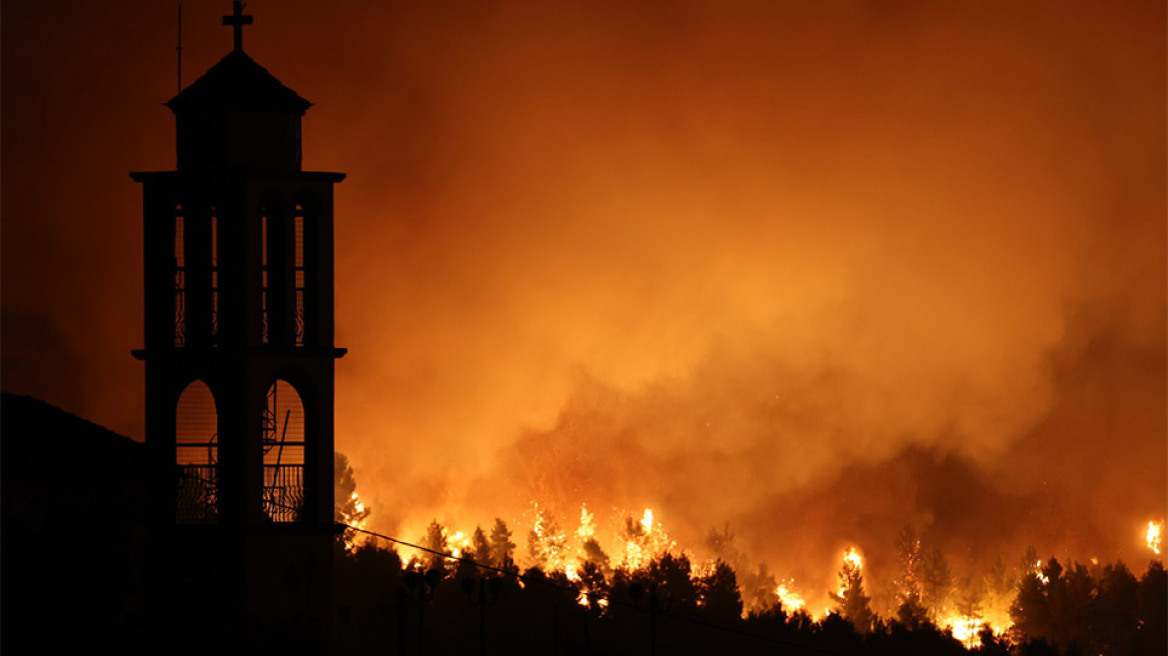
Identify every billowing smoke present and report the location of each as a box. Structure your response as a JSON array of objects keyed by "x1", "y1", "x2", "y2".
[
  {"x1": 322, "y1": 0, "x2": 1165, "y2": 579},
  {"x1": 3, "y1": 0, "x2": 1164, "y2": 606}
]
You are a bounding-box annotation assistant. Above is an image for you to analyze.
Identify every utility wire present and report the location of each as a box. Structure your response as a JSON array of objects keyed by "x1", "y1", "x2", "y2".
[{"x1": 336, "y1": 521, "x2": 840, "y2": 655}]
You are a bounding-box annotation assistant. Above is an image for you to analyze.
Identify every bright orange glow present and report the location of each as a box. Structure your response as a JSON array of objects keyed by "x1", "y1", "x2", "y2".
[
  {"x1": 941, "y1": 613, "x2": 1010, "y2": 649},
  {"x1": 1033, "y1": 560, "x2": 1050, "y2": 585},
  {"x1": 577, "y1": 504, "x2": 596, "y2": 543},
  {"x1": 446, "y1": 530, "x2": 471, "y2": 558},
  {"x1": 942, "y1": 615, "x2": 990, "y2": 649},
  {"x1": 775, "y1": 580, "x2": 806, "y2": 613},
  {"x1": 339, "y1": 491, "x2": 369, "y2": 552},
  {"x1": 1146, "y1": 520, "x2": 1162, "y2": 555},
  {"x1": 843, "y1": 547, "x2": 863, "y2": 571},
  {"x1": 1, "y1": 4, "x2": 1163, "y2": 635},
  {"x1": 528, "y1": 504, "x2": 571, "y2": 574}
]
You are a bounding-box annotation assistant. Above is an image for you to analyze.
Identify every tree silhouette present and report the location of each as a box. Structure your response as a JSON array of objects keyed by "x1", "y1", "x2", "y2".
[
  {"x1": 421, "y1": 519, "x2": 449, "y2": 572},
  {"x1": 527, "y1": 510, "x2": 567, "y2": 568},
  {"x1": 953, "y1": 575, "x2": 985, "y2": 620},
  {"x1": 894, "y1": 525, "x2": 928, "y2": 628},
  {"x1": 324, "y1": 528, "x2": 1168, "y2": 655},
  {"x1": 334, "y1": 541, "x2": 404, "y2": 653},
  {"x1": 470, "y1": 525, "x2": 490, "y2": 562},
  {"x1": 699, "y1": 559, "x2": 743, "y2": 624},
  {"x1": 829, "y1": 551, "x2": 874, "y2": 633},
  {"x1": 921, "y1": 545, "x2": 953, "y2": 619},
  {"x1": 1005, "y1": 555, "x2": 1168, "y2": 654},
  {"x1": 649, "y1": 552, "x2": 699, "y2": 611},
  {"x1": 1093, "y1": 562, "x2": 1139, "y2": 655},
  {"x1": 582, "y1": 536, "x2": 611, "y2": 572},
  {"x1": 982, "y1": 556, "x2": 1017, "y2": 624},
  {"x1": 578, "y1": 560, "x2": 610, "y2": 612},
  {"x1": 1010, "y1": 556, "x2": 1053, "y2": 645},
  {"x1": 334, "y1": 451, "x2": 370, "y2": 548},
  {"x1": 488, "y1": 517, "x2": 517, "y2": 570},
  {"x1": 740, "y1": 561, "x2": 780, "y2": 612},
  {"x1": 1137, "y1": 560, "x2": 1167, "y2": 653}
]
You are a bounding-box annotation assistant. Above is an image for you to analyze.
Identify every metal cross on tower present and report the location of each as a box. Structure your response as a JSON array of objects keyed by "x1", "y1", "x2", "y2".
[{"x1": 222, "y1": 1, "x2": 253, "y2": 52}]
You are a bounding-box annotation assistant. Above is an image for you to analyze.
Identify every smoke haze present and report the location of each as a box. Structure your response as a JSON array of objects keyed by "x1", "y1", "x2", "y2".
[{"x1": 3, "y1": 0, "x2": 1164, "y2": 601}]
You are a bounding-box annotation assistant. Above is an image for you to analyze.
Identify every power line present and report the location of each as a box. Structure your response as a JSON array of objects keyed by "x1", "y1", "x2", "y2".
[{"x1": 336, "y1": 521, "x2": 839, "y2": 655}]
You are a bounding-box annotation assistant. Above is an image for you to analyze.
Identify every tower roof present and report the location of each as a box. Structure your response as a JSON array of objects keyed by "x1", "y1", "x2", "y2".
[{"x1": 166, "y1": 49, "x2": 311, "y2": 115}]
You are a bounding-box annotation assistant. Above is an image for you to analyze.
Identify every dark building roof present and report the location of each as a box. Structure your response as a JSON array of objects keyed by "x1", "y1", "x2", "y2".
[
  {"x1": 166, "y1": 49, "x2": 311, "y2": 115},
  {"x1": 1, "y1": 393, "x2": 154, "y2": 652}
]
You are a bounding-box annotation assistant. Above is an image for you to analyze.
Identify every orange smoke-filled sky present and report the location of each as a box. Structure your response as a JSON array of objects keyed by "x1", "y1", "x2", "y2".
[{"x1": 3, "y1": 0, "x2": 1165, "y2": 584}]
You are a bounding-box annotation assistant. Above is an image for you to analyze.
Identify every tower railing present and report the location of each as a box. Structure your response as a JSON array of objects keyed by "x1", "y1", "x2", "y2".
[
  {"x1": 176, "y1": 432, "x2": 218, "y2": 523},
  {"x1": 262, "y1": 464, "x2": 304, "y2": 522},
  {"x1": 176, "y1": 464, "x2": 218, "y2": 522}
]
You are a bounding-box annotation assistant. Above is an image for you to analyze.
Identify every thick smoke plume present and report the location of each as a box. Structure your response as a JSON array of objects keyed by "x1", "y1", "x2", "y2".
[{"x1": 3, "y1": 0, "x2": 1164, "y2": 601}]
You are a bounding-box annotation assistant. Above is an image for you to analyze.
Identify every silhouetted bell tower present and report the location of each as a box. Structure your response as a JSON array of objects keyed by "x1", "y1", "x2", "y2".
[{"x1": 131, "y1": 2, "x2": 344, "y2": 647}]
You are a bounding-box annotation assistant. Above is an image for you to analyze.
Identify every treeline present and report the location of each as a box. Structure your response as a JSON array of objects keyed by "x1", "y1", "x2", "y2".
[
  {"x1": 1009, "y1": 557, "x2": 1165, "y2": 655},
  {"x1": 333, "y1": 519, "x2": 1167, "y2": 655}
]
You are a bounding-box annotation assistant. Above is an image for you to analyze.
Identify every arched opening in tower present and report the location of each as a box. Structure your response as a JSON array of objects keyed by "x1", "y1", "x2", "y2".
[
  {"x1": 176, "y1": 379, "x2": 218, "y2": 522},
  {"x1": 262, "y1": 379, "x2": 306, "y2": 522}
]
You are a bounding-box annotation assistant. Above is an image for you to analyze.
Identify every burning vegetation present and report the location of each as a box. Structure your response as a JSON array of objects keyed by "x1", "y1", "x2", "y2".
[{"x1": 333, "y1": 465, "x2": 1167, "y2": 655}]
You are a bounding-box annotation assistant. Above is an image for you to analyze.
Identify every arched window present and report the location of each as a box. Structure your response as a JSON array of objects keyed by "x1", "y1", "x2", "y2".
[
  {"x1": 262, "y1": 380, "x2": 305, "y2": 522},
  {"x1": 176, "y1": 380, "x2": 218, "y2": 522},
  {"x1": 174, "y1": 205, "x2": 186, "y2": 347}
]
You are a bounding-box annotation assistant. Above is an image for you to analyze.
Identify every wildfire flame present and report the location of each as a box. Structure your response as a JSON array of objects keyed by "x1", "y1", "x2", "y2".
[
  {"x1": 528, "y1": 504, "x2": 572, "y2": 573},
  {"x1": 834, "y1": 546, "x2": 864, "y2": 601},
  {"x1": 354, "y1": 509, "x2": 1168, "y2": 648},
  {"x1": 940, "y1": 613, "x2": 1009, "y2": 649},
  {"x1": 1146, "y1": 520, "x2": 1162, "y2": 555},
  {"x1": 843, "y1": 546, "x2": 863, "y2": 570},
  {"x1": 447, "y1": 530, "x2": 471, "y2": 558},
  {"x1": 339, "y1": 491, "x2": 369, "y2": 552},
  {"x1": 620, "y1": 507, "x2": 676, "y2": 570},
  {"x1": 524, "y1": 503, "x2": 677, "y2": 608},
  {"x1": 1033, "y1": 560, "x2": 1050, "y2": 585},
  {"x1": 944, "y1": 615, "x2": 985, "y2": 649},
  {"x1": 577, "y1": 504, "x2": 596, "y2": 542},
  {"x1": 370, "y1": 513, "x2": 1168, "y2": 645},
  {"x1": 775, "y1": 580, "x2": 806, "y2": 612}
]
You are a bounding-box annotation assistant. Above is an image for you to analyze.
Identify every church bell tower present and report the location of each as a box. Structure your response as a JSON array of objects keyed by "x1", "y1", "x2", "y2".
[{"x1": 131, "y1": 2, "x2": 345, "y2": 644}]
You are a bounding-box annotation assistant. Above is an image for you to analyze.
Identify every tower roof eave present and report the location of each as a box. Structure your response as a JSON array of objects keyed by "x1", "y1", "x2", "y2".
[{"x1": 130, "y1": 170, "x2": 346, "y2": 183}]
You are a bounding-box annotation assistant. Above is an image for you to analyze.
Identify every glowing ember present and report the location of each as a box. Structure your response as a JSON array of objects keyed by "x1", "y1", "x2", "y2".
[
  {"x1": 1033, "y1": 560, "x2": 1050, "y2": 585},
  {"x1": 1146, "y1": 520, "x2": 1162, "y2": 555}
]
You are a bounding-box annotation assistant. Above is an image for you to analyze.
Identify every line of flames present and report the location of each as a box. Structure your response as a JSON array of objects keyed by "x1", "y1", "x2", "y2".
[{"x1": 370, "y1": 503, "x2": 1163, "y2": 647}]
